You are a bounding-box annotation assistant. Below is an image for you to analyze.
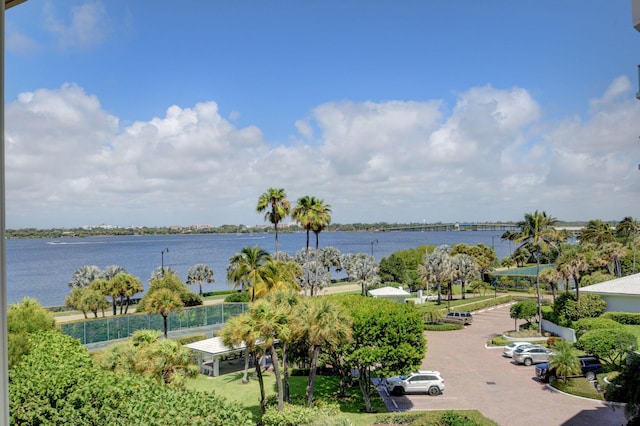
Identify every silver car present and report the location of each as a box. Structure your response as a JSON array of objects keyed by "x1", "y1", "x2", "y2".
[
  {"x1": 512, "y1": 345, "x2": 554, "y2": 366},
  {"x1": 502, "y1": 342, "x2": 533, "y2": 358},
  {"x1": 385, "y1": 370, "x2": 445, "y2": 396}
]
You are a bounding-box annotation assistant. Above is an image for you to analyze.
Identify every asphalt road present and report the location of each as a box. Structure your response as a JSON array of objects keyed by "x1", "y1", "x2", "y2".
[{"x1": 377, "y1": 303, "x2": 627, "y2": 426}]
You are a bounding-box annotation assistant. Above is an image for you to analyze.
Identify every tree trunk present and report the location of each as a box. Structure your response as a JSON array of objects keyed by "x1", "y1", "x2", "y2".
[
  {"x1": 535, "y1": 259, "x2": 542, "y2": 335},
  {"x1": 163, "y1": 314, "x2": 168, "y2": 338},
  {"x1": 283, "y1": 343, "x2": 290, "y2": 402},
  {"x1": 437, "y1": 282, "x2": 442, "y2": 305},
  {"x1": 255, "y1": 351, "x2": 267, "y2": 415},
  {"x1": 306, "y1": 345, "x2": 320, "y2": 408},
  {"x1": 270, "y1": 347, "x2": 284, "y2": 411},
  {"x1": 358, "y1": 366, "x2": 373, "y2": 413},
  {"x1": 241, "y1": 350, "x2": 250, "y2": 384},
  {"x1": 461, "y1": 280, "x2": 466, "y2": 300},
  {"x1": 305, "y1": 230, "x2": 310, "y2": 296},
  {"x1": 112, "y1": 297, "x2": 117, "y2": 316}
]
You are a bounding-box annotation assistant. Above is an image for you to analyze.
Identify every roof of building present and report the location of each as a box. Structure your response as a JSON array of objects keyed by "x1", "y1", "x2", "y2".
[
  {"x1": 185, "y1": 337, "x2": 245, "y2": 356},
  {"x1": 580, "y1": 273, "x2": 640, "y2": 296},
  {"x1": 368, "y1": 286, "x2": 411, "y2": 297}
]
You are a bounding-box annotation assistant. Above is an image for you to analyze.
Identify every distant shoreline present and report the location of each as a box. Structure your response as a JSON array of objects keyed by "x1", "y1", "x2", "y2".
[{"x1": 5, "y1": 220, "x2": 596, "y2": 239}]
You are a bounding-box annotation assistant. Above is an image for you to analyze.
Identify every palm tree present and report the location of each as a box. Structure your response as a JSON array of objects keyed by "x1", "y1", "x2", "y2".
[
  {"x1": 580, "y1": 219, "x2": 615, "y2": 248},
  {"x1": 103, "y1": 265, "x2": 127, "y2": 281},
  {"x1": 80, "y1": 287, "x2": 109, "y2": 318},
  {"x1": 220, "y1": 312, "x2": 267, "y2": 414},
  {"x1": 256, "y1": 187, "x2": 291, "y2": 258},
  {"x1": 600, "y1": 242, "x2": 627, "y2": 278},
  {"x1": 186, "y1": 263, "x2": 215, "y2": 296},
  {"x1": 452, "y1": 254, "x2": 479, "y2": 300},
  {"x1": 265, "y1": 290, "x2": 299, "y2": 403},
  {"x1": 254, "y1": 259, "x2": 301, "y2": 299},
  {"x1": 514, "y1": 211, "x2": 558, "y2": 334},
  {"x1": 227, "y1": 246, "x2": 271, "y2": 301},
  {"x1": 318, "y1": 246, "x2": 343, "y2": 273},
  {"x1": 251, "y1": 298, "x2": 289, "y2": 411},
  {"x1": 68, "y1": 265, "x2": 102, "y2": 289},
  {"x1": 548, "y1": 341, "x2": 581, "y2": 383},
  {"x1": 343, "y1": 253, "x2": 380, "y2": 296},
  {"x1": 616, "y1": 216, "x2": 638, "y2": 245},
  {"x1": 89, "y1": 277, "x2": 119, "y2": 315},
  {"x1": 65, "y1": 287, "x2": 88, "y2": 318},
  {"x1": 111, "y1": 273, "x2": 144, "y2": 314},
  {"x1": 310, "y1": 199, "x2": 332, "y2": 296},
  {"x1": 292, "y1": 195, "x2": 320, "y2": 293},
  {"x1": 293, "y1": 297, "x2": 352, "y2": 408},
  {"x1": 419, "y1": 245, "x2": 452, "y2": 305},
  {"x1": 140, "y1": 288, "x2": 183, "y2": 338},
  {"x1": 540, "y1": 266, "x2": 562, "y2": 301},
  {"x1": 556, "y1": 247, "x2": 589, "y2": 301}
]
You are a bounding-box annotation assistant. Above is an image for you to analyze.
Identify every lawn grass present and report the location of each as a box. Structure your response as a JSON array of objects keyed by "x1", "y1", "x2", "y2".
[
  {"x1": 186, "y1": 370, "x2": 387, "y2": 426},
  {"x1": 550, "y1": 377, "x2": 604, "y2": 400},
  {"x1": 623, "y1": 324, "x2": 640, "y2": 347}
]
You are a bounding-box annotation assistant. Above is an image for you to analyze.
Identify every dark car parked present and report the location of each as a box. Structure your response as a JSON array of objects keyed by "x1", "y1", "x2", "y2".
[{"x1": 535, "y1": 355, "x2": 604, "y2": 382}]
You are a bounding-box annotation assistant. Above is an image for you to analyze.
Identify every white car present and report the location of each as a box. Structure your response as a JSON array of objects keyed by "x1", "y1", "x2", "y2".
[
  {"x1": 385, "y1": 371, "x2": 445, "y2": 396},
  {"x1": 502, "y1": 342, "x2": 533, "y2": 358}
]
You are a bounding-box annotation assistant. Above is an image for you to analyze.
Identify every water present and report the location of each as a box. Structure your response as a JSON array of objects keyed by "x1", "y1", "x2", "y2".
[{"x1": 6, "y1": 230, "x2": 513, "y2": 307}]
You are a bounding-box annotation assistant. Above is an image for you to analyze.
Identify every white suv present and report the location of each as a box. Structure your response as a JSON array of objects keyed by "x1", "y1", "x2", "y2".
[{"x1": 385, "y1": 370, "x2": 445, "y2": 396}]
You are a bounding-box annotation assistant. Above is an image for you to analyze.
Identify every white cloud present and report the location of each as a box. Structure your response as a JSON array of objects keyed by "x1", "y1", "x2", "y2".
[
  {"x1": 44, "y1": 0, "x2": 111, "y2": 50},
  {"x1": 5, "y1": 77, "x2": 640, "y2": 228}
]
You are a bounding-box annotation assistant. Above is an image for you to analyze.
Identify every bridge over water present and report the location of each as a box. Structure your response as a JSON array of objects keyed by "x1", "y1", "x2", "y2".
[{"x1": 380, "y1": 223, "x2": 520, "y2": 232}]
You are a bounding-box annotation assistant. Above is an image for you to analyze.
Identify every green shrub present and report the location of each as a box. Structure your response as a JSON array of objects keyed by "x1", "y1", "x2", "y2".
[
  {"x1": 424, "y1": 322, "x2": 463, "y2": 331},
  {"x1": 546, "y1": 336, "x2": 564, "y2": 347},
  {"x1": 440, "y1": 410, "x2": 483, "y2": 426},
  {"x1": 175, "y1": 334, "x2": 207, "y2": 345},
  {"x1": 602, "y1": 312, "x2": 640, "y2": 325},
  {"x1": 262, "y1": 401, "x2": 350, "y2": 426},
  {"x1": 573, "y1": 317, "x2": 623, "y2": 339},
  {"x1": 225, "y1": 291, "x2": 251, "y2": 303}
]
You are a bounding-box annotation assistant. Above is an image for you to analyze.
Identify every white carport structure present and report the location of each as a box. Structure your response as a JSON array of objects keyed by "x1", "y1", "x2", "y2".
[
  {"x1": 367, "y1": 286, "x2": 411, "y2": 302},
  {"x1": 185, "y1": 337, "x2": 247, "y2": 377}
]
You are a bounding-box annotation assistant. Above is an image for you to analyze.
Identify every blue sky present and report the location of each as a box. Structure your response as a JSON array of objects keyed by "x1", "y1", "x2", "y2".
[{"x1": 4, "y1": 1, "x2": 640, "y2": 228}]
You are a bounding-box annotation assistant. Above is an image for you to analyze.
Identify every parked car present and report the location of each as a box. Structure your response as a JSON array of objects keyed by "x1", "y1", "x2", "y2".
[
  {"x1": 502, "y1": 341, "x2": 533, "y2": 358},
  {"x1": 385, "y1": 371, "x2": 445, "y2": 396},
  {"x1": 512, "y1": 345, "x2": 555, "y2": 366},
  {"x1": 444, "y1": 311, "x2": 473, "y2": 325},
  {"x1": 535, "y1": 356, "x2": 604, "y2": 382}
]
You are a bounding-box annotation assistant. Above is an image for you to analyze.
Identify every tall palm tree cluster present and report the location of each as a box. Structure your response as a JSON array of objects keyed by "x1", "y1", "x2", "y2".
[
  {"x1": 417, "y1": 245, "x2": 481, "y2": 305},
  {"x1": 220, "y1": 290, "x2": 351, "y2": 415},
  {"x1": 66, "y1": 265, "x2": 144, "y2": 318},
  {"x1": 500, "y1": 212, "x2": 639, "y2": 333},
  {"x1": 256, "y1": 188, "x2": 333, "y2": 296}
]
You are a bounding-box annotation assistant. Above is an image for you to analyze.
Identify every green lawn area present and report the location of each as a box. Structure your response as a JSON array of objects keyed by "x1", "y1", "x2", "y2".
[
  {"x1": 550, "y1": 377, "x2": 604, "y2": 400},
  {"x1": 187, "y1": 370, "x2": 497, "y2": 426},
  {"x1": 623, "y1": 324, "x2": 640, "y2": 347},
  {"x1": 186, "y1": 370, "x2": 387, "y2": 426}
]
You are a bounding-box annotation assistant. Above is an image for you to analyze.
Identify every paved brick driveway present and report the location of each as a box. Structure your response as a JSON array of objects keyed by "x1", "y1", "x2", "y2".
[{"x1": 378, "y1": 303, "x2": 627, "y2": 426}]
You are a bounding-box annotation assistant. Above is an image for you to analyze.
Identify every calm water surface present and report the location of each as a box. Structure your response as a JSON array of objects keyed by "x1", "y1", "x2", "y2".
[{"x1": 6, "y1": 230, "x2": 512, "y2": 306}]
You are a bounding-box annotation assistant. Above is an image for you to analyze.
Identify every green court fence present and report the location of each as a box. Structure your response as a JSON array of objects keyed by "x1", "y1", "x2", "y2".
[{"x1": 60, "y1": 303, "x2": 248, "y2": 345}]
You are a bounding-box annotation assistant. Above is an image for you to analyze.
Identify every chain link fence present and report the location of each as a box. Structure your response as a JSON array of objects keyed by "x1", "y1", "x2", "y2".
[{"x1": 60, "y1": 303, "x2": 248, "y2": 345}]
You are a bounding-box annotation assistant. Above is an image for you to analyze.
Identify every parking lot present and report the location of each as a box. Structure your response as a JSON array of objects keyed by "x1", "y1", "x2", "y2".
[{"x1": 378, "y1": 303, "x2": 627, "y2": 425}]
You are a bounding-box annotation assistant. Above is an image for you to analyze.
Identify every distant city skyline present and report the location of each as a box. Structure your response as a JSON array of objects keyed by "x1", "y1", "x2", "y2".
[{"x1": 4, "y1": 1, "x2": 640, "y2": 229}]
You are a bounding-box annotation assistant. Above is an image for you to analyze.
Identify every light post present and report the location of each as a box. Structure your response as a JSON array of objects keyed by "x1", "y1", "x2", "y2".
[
  {"x1": 161, "y1": 248, "x2": 169, "y2": 276},
  {"x1": 491, "y1": 235, "x2": 499, "y2": 250},
  {"x1": 370, "y1": 239, "x2": 378, "y2": 258}
]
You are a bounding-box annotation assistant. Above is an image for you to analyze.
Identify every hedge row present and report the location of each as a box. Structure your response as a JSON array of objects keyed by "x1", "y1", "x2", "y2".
[{"x1": 602, "y1": 311, "x2": 640, "y2": 325}]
